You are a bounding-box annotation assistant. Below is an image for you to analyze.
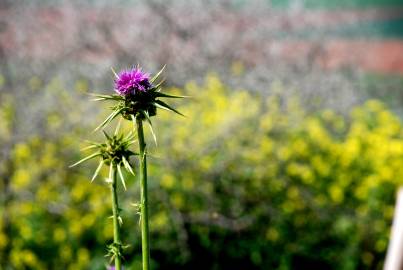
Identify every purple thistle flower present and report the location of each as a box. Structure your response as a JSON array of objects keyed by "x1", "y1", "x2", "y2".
[{"x1": 115, "y1": 68, "x2": 151, "y2": 96}]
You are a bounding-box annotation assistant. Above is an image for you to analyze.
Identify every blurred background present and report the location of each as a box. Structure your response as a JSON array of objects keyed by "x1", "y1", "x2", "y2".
[{"x1": 1, "y1": 0, "x2": 403, "y2": 269}]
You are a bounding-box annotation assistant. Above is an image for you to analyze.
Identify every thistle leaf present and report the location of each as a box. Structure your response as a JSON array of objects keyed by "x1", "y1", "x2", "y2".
[
  {"x1": 150, "y1": 65, "x2": 166, "y2": 83},
  {"x1": 94, "y1": 108, "x2": 123, "y2": 132},
  {"x1": 114, "y1": 119, "x2": 122, "y2": 136},
  {"x1": 111, "y1": 67, "x2": 119, "y2": 78},
  {"x1": 91, "y1": 160, "x2": 104, "y2": 182},
  {"x1": 80, "y1": 144, "x2": 98, "y2": 151},
  {"x1": 123, "y1": 130, "x2": 134, "y2": 141},
  {"x1": 141, "y1": 110, "x2": 156, "y2": 145},
  {"x1": 102, "y1": 130, "x2": 112, "y2": 141},
  {"x1": 122, "y1": 156, "x2": 135, "y2": 176},
  {"x1": 125, "y1": 140, "x2": 136, "y2": 147},
  {"x1": 88, "y1": 93, "x2": 111, "y2": 98},
  {"x1": 83, "y1": 140, "x2": 104, "y2": 147},
  {"x1": 91, "y1": 97, "x2": 119, "y2": 102},
  {"x1": 117, "y1": 164, "x2": 127, "y2": 191},
  {"x1": 70, "y1": 152, "x2": 101, "y2": 167},
  {"x1": 142, "y1": 110, "x2": 152, "y2": 125},
  {"x1": 89, "y1": 93, "x2": 122, "y2": 101},
  {"x1": 147, "y1": 121, "x2": 157, "y2": 146},
  {"x1": 94, "y1": 110, "x2": 118, "y2": 132},
  {"x1": 128, "y1": 136, "x2": 136, "y2": 143},
  {"x1": 154, "y1": 100, "x2": 184, "y2": 116},
  {"x1": 154, "y1": 92, "x2": 188, "y2": 99},
  {"x1": 153, "y1": 78, "x2": 165, "y2": 90}
]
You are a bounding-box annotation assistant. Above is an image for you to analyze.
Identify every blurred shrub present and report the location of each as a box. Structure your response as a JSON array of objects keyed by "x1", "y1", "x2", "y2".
[{"x1": 1, "y1": 75, "x2": 403, "y2": 269}]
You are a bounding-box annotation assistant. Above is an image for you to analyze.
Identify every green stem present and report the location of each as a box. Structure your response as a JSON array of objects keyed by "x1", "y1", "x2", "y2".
[
  {"x1": 110, "y1": 164, "x2": 122, "y2": 270},
  {"x1": 136, "y1": 118, "x2": 150, "y2": 270}
]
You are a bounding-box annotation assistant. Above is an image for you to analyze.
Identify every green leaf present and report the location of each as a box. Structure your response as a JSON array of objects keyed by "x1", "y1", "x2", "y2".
[
  {"x1": 94, "y1": 110, "x2": 118, "y2": 132},
  {"x1": 154, "y1": 100, "x2": 184, "y2": 116},
  {"x1": 122, "y1": 156, "x2": 135, "y2": 176},
  {"x1": 125, "y1": 140, "x2": 136, "y2": 147},
  {"x1": 147, "y1": 121, "x2": 157, "y2": 146},
  {"x1": 150, "y1": 65, "x2": 166, "y2": 83},
  {"x1": 111, "y1": 67, "x2": 119, "y2": 78},
  {"x1": 117, "y1": 164, "x2": 127, "y2": 191},
  {"x1": 124, "y1": 131, "x2": 135, "y2": 141},
  {"x1": 94, "y1": 108, "x2": 124, "y2": 132},
  {"x1": 114, "y1": 119, "x2": 122, "y2": 136},
  {"x1": 92, "y1": 97, "x2": 111, "y2": 101},
  {"x1": 153, "y1": 92, "x2": 188, "y2": 99},
  {"x1": 70, "y1": 152, "x2": 101, "y2": 167},
  {"x1": 142, "y1": 110, "x2": 153, "y2": 126},
  {"x1": 80, "y1": 144, "x2": 98, "y2": 151},
  {"x1": 91, "y1": 160, "x2": 104, "y2": 182},
  {"x1": 83, "y1": 140, "x2": 104, "y2": 147},
  {"x1": 89, "y1": 93, "x2": 123, "y2": 101},
  {"x1": 153, "y1": 78, "x2": 165, "y2": 90},
  {"x1": 102, "y1": 130, "x2": 112, "y2": 141},
  {"x1": 138, "y1": 109, "x2": 158, "y2": 144}
]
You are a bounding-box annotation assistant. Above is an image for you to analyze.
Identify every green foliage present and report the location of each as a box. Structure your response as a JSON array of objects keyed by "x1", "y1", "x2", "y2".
[{"x1": 1, "y1": 75, "x2": 403, "y2": 269}]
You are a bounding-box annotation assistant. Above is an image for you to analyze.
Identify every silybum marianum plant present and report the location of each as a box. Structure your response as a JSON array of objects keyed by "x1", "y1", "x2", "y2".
[
  {"x1": 71, "y1": 125, "x2": 137, "y2": 270},
  {"x1": 94, "y1": 66, "x2": 183, "y2": 133},
  {"x1": 92, "y1": 66, "x2": 185, "y2": 270}
]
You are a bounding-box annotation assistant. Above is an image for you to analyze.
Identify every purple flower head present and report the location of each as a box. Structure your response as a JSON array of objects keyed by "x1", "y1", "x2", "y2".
[{"x1": 114, "y1": 67, "x2": 151, "y2": 96}]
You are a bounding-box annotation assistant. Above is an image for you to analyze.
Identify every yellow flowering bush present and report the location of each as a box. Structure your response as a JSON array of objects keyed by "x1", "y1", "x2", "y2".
[
  {"x1": 152, "y1": 76, "x2": 403, "y2": 269},
  {"x1": 0, "y1": 74, "x2": 402, "y2": 269}
]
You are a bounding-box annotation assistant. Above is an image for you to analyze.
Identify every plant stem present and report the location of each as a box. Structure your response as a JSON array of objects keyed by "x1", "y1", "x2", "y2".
[
  {"x1": 110, "y1": 164, "x2": 122, "y2": 270},
  {"x1": 136, "y1": 118, "x2": 150, "y2": 270}
]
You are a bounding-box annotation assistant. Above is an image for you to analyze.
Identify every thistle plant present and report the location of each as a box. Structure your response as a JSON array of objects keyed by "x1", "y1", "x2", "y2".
[
  {"x1": 92, "y1": 66, "x2": 184, "y2": 270},
  {"x1": 70, "y1": 126, "x2": 137, "y2": 270}
]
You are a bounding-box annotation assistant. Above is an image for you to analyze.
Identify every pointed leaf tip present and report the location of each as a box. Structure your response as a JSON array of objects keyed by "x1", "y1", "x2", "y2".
[
  {"x1": 117, "y1": 164, "x2": 127, "y2": 191},
  {"x1": 70, "y1": 152, "x2": 101, "y2": 168},
  {"x1": 91, "y1": 160, "x2": 104, "y2": 182},
  {"x1": 122, "y1": 156, "x2": 135, "y2": 176},
  {"x1": 150, "y1": 65, "x2": 166, "y2": 83},
  {"x1": 114, "y1": 119, "x2": 122, "y2": 136},
  {"x1": 154, "y1": 100, "x2": 185, "y2": 116},
  {"x1": 154, "y1": 92, "x2": 189, "y2": 99},
  {"x1": 111, "y1": 67, "x2": 119, "y2": 78}
]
